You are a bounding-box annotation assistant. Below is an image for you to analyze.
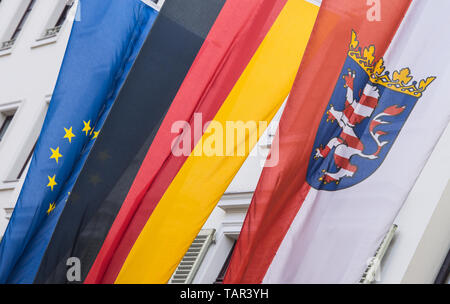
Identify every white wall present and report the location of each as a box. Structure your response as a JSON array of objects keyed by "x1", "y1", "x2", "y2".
[
  {"x1": 380, "y1": 124, "x2": 450, "y2": 284},
  {"x1": 0, "y1": 0, "x2": 76, "y2": 237}
]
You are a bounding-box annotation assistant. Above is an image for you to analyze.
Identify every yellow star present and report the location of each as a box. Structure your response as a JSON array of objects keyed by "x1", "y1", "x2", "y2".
[
  {"x1": 82, "y1": 120, "x2": 91, "y2": 136},
  {"x1": 50, "y1": 147, "x2": 63, "y2": 164},
  {"x1": 64, "y1": 127, "x2": 76, "y2": 143},
  {"x1": 92, "y1": 130, "x2": 99, "y2": 140},
  {"x1": 47, "y1": 202, "x2": 56, "y2": 215},
  {"x1": 47, "y1": 175, "x2": 57, "y2": 191}
]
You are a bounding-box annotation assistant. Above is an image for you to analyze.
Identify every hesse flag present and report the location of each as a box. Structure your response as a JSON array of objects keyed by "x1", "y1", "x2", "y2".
[
  {"x1": 0, "y1": 0, "x2": 158, "y2": 284},
  {"x1": 226, "y1": 0, "x2": 450, "y2": 283}
]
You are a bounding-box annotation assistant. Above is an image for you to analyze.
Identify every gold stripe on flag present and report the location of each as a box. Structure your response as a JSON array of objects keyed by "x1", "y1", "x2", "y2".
[{"x1": 115, "y1": 0, "x2": 319, "y2": 284}]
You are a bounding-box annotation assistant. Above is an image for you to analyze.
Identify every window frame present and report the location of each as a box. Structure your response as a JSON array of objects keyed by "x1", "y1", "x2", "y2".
[
  {"x1": 214, "y1": 241, "x2": 236, "y2": 284},
  {"x1": 141, "y1": 0, "x2": 165, "y2": 11},
  {"x1": 0, "y1": 0, "x2": 36, "y2": 53},
  {"x1": 0, "y1": 114, "x2": 14, "y2": 142},
  {"x1": 0, "y1": 102, "x2": 19, "y2": 144},
  {"x1": 2, "y1": 97, "x2": 48, "y2": 183},
  {"x1": 16, "y1": 141, "x2": 35, "y2": 180},
  {"x1": 36, "y1": 0, "x2": 75, "y2": 44}
]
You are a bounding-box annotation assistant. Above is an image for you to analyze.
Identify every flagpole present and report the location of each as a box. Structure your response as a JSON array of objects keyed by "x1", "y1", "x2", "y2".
[
  {"x1": 434, "y1": 249, "x2": 450, "y2": 284},
  {"x1": 360, "y1": 224, "x2": 398, "y2": 284}
]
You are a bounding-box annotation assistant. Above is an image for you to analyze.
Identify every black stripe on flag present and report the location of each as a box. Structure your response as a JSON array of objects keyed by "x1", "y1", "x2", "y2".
[{"x1": 33, "y1": 0, "x2": 226, "y2": 284}]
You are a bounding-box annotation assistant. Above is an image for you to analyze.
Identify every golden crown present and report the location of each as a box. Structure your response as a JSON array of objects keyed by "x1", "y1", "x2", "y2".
[{"x1": 348, "y1": 31, "x2": 435, "y2": 98}]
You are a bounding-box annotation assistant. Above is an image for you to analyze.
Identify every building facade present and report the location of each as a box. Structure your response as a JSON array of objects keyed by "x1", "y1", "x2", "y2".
[
  {"x1": 0, "y1": 0, "x2": 76, "y2": 235},
  {"x1": 0, "y1": 0, "x2": 448, "y2": 284}
]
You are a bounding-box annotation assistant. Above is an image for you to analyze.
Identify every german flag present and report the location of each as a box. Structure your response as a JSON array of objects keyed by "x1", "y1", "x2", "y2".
[{"x1": 34, "y1": 0, "x2": 319, "y2": 283}]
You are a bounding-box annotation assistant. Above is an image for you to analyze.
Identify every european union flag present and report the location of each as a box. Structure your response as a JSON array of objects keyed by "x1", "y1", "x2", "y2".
[{"x1": 0, "y1": 0, "x2": 158, "y2": 283}]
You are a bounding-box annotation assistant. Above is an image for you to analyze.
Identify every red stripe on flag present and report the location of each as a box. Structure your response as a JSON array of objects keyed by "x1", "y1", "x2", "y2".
[
  {"x1": 340, "y1": 131, "x2": 364, "y2": 151},
  {"x1": 358, "y1": 94, "x2": 378, "y2": 108},
  {"x1": 321, "y1": 145, "x2": 331, "y2": 157},
  {"x1": 224, "y1": 0, "x2": 412, "y2": 283},
  {"x1": 343, "y1": 105, "x2": 368, "y2": 126},
  {"x1": 334, "y1": 154, "x2": 357, "y2": 172},
  {"x1": 370, "y1": 120, "x2": 382, "y2": 131},
  {"x1": 384, "y1": 105, "x2": 405, "y2": 115},
  {"x1": 85, "y1": 0, "x2": 288, "y2": 284}
]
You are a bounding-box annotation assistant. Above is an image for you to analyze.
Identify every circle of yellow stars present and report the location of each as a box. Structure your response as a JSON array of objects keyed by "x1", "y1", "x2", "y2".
[{"x1": 45, "y1": 120, "x2": 100, "y2": 215}]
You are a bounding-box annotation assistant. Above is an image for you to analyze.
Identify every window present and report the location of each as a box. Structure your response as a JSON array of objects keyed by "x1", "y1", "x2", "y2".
[
  {"x1": 55, "y1": 2, "x2": 73, "y2": 27},
  {"x1": 169, "y1": 229, "x2": 215, "y2": 284},
  {"x1": 10, "y1": 0, "x2": 35, "y2": 41},
  {"x1": 16, "y1": 141, "x2": 35, "y2": 179},
  {"x1": 214, "y1": 241, "x2": 236, "y2": 284},
  {"x1": 39, "y1": 0, "x2": 74, "y2": 41},
  {"x1": 0, "y1": 0, "x2": 36, "y2": 51},
  {"x1": 3, "y1": 98, "x2": 46, "y2": 182},
  {"x1": 0, "y1": 114, "x2": 14, "y2": 142},
  {"x1": 142, "y1": 0, "x2": 165, "y2": 11}
]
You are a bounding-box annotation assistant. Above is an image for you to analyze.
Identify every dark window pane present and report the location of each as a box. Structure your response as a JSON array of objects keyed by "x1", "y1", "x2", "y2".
[
  {"x1": 55, "y1": 2, "x2": 73, "y2": 27},
  {"x1": 0, "y1": 115, "x2": 13, "y2": 141},
  {"x1": 17, "y1": 142, "x2": 36, "y2": 179},
  {"x1": 214, "y1": 241, "x2": 236, "y2": 284},
  {"x1": 10, "y1": 0, "x2": 36, "y2": 41}
]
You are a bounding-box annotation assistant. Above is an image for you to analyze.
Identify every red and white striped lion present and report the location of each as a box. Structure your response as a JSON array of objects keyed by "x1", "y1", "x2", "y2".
[{"x1": 314, "y1": 69, "x2": 405, "y2": 185}]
